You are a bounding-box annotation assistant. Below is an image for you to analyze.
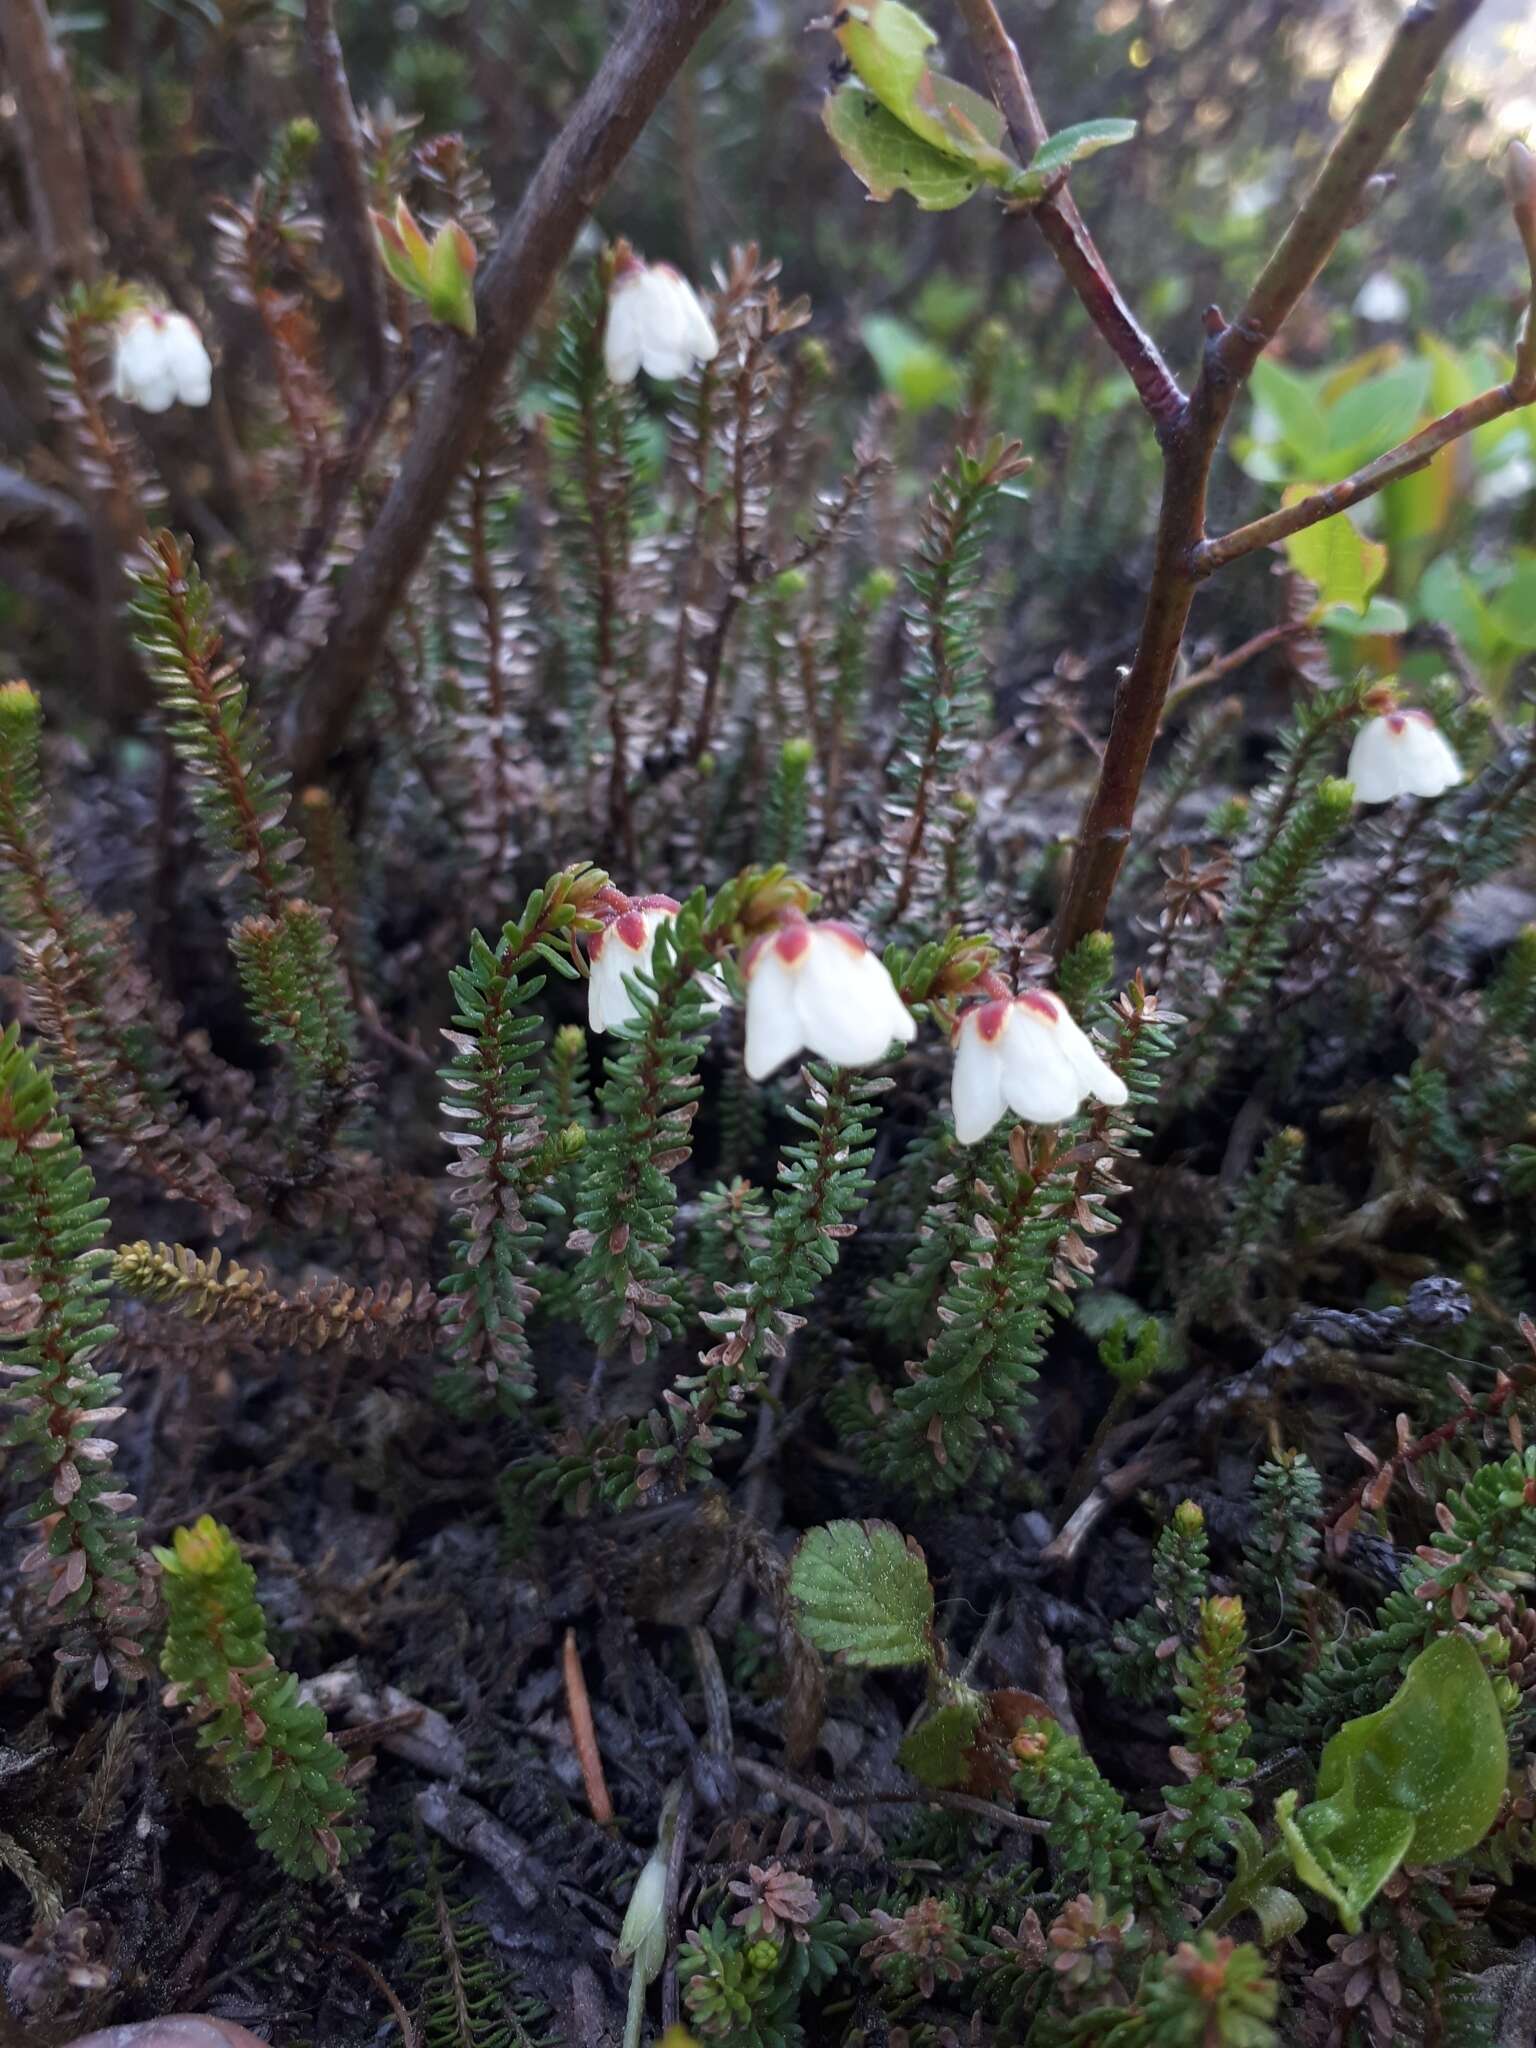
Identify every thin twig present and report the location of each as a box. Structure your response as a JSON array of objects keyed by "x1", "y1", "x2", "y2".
[
  {"x1": 291, "y1": 0, "x2": 731, "y2": 782},
  {"x1": 1163, "y1": 620, "x2": 1312, "y2": 714},
  {"x1": 563, "y1": 1626, "x2": 616, "y2": 1826}
]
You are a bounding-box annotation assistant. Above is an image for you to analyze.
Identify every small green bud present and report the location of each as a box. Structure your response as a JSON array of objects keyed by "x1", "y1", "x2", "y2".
[
  {"x1": 780, "y1": 736, "x2": 815, "y2": 770},
  {"x1": 0, "y1": 679, "x2": 41, "y2": 733},
  {"x1": 617, "y1": 1850, "x2": 669, "y2": 1982},
  {"x1": 1173, "y1": 1499, "x2": 1205, "y2": 1536},
  {"x1": 1317, "y1": 775, "x2": 1355, "y2": 820},
  {"x1": 796, "y1": 337, "x2": 833, "y2": 383},
  {"x1": 554, "y1": 1023, "x2": 587, "y2": 1058},
  {"x1": 555, "y1": 1122, "x2": 586, "y2": 1162},
  {"x1": 771, "y1": 567, "x2": 809, "y2": 600},
  {"x1": 859, "y1": 567, "x2": 898, "y2": 609}
]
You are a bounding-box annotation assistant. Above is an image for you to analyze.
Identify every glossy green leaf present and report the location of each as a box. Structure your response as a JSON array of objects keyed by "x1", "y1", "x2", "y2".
[
  {"x1": 822, "y1": 86, "x2": 987, "y2": 212},
  {"x1": 1278, "y1": 1634, "x2": 1506, "y2": 1931},
  {"x1": 1250, "y1": 357, "x2": 1330, "y2": 474},
  {"x1": 790, "y1": 1519, "x2": 934, "y2": 1668},
  {"x1": 861, "y1": 314, "x2": 962, "y2": 412},
  {"x1": 898, "y1": 1695, "x2": 985, "y2": 1787},
  {"x1": 1321, "y1": 597, "x2": 1408, "y2": 637},
  {"x1": 1419, "y1": 554, "x2": 1503, "y2": 667},
  {"x1": 1281, "y1": 496, "x2": 1387, "y2": 614}
]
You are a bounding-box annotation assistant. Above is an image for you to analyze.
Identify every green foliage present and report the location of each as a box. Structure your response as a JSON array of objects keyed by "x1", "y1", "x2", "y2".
[
  {"x1": 155, "y1": 1515, "x2": 363, "y2": 1879},
  {"x1": 1238, "y1": 1451, "x2": 1323, "y2": 1670},
  {"x1": 1010, "y1": 1717, "x2": 1156, "y2": 1911},
  {"x1": 1278, "y1": 1633, "x2": 1506, "y2": 1931},
  {"x1": 1057, "y1": 930, "x2": 1117, "y2": 1021},
  {"x1": 757, "y1": 737, "x2": 815, "y2": 865},
  {"x1": 570, "y1": 891, "x2": 720, "y2": 1365},
  {"x1": 1131, "y1": 1936, "x2": 1278, "y2": 2047},
  {"x1": 1102, "y1": 1500, "x2": 1211, "y2": 1705},
  {"x1": 1180, "y1": 777, "x2": 1353, "y2": 1082},
  {"x1": 0, "y1": 1024, "x2": 141, "y2": 1668},
  {"x1": 437, "y1": 872, "x2": 602, "y2": 1415},
  {"x1": 402, "y1": 1853, "x2": 561, "y2": 2048},
  {"x1": 883, "y1": 436, "x2": 1026, "y2": 928},
  {"x1": 1161, "y1": 1597, "x2": 1255, "y2": 1881},
  {"x1": 789, "y1": 1519, "x2": 935, "y2": 1669},
  {"x1": 680, "y1": 1908, "x2": 850, "y2": 2048},
  {"x1": 130, "y1": 530, "x2": 357, "y2": 1120}
]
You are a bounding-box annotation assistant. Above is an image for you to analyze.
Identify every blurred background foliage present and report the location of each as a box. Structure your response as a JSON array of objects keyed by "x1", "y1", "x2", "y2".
[{"x1": 1, "y1": 0, "x2": 1533, "y2": 717}]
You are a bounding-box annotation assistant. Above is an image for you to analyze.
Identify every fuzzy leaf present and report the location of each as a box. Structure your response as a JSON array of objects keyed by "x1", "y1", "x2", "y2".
[
  {"x1": 898, "y1": 1695, "x2": 985, "y2": 1787},
  {"x1": 822, "y1": 86, "x2": 987, "y2": 212},
  {"x1": 790, "y1": 1519, "x2": 934, "y2": 1668}
]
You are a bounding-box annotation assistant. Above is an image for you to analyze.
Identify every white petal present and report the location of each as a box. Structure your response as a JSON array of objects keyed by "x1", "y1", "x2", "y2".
[
  {"x1": 794, "y1": 936, "x2": 912, "y2": 1069},
  {"x1": 1353, "y1": 271, "x2": 1409, "y2": 324},
  {"x1": 1001, "y1": 1010, "x2": 1089, "y2": 1124},
  {"x1": 1050, "y1": 1003, "x2": 1130, "y2": 1108},
  {"x1": 744, "y1": 951, "x2": 806, "y2": 1080},
  {"x1": 603, "y1": 284, "x2": 646, "y2": 384},
  {"x1": 1395, "y1": 715, "x2": 1462, "y2": 798},
  {"x1": 1346, "y1": 717, "x2": 1407, "y2": 805},
  {"x1": 951, "y1": 1023, "x2": 1006, "y2": 1145},
  {"x1": 164, "y1": 317, "x2": 213, "y2": 406}
]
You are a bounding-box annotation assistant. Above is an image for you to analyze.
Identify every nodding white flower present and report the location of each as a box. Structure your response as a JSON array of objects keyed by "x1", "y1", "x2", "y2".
[
  {"x1": 1346, "y1": 708, "x2": 1463, "y2": 804},
  {"x1": 110, "y1": 308, "x2": 213, "y2": 413},
  {"x1": 951, "y1": 990, "x2": 1127, "y2": 1143},
  {"x1": 586, "y1": 897, "x2": 726, "y2": 1035},
  {"x1": 1352, "y1": 270, "x2": 1410, "y2": 324},
  {"x1": 603, "y1": 253, "x2": 718, "y2": 386},
  {"x1": 742, "y1": 919, "x2": 916, "y2": 1080}
]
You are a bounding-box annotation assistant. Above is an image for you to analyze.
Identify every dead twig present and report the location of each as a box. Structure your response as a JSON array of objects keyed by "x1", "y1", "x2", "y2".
[{"x1": 563, "y1": 1626, "x2": 616, "y2": 1827}]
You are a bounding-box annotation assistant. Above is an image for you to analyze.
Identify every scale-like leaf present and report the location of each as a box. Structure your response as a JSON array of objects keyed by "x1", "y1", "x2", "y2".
[{"x1": 790, "y1": 1519, "x2": 935, "y2": 1668}]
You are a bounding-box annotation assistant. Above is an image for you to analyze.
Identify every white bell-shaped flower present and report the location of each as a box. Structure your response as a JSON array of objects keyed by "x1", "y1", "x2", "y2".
[
  {"x1": 586, "y1": 897, "x2": 727, "y2": 1035},
  {"x1": 743, "y1": 920, "x2": 916, "y2": 1080},
  {"x1": 110, "y1": 308, "x2": 213, "y2": 413},
  {"x1": 1346, "y1": 709, "x2": 1462, "y2": 804},
  {"x1": 951, "y1": 991, "x2": 1128, "y2": 1143},
  {"x1": 603, "y1": 256, "x2": 718, "y2": 385},
  {"x1": 587, "y1": 901, "x2": 677, "y2": 1035}
]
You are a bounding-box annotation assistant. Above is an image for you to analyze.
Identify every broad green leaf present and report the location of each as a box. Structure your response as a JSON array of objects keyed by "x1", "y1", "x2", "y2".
[
  {"x1": 1025, "y1": 118, "x2": 1137, "y2": 182},
  {"x1": 861, "y1": 313, "x2": 962, "y2": 412},
  {"x1": 1278, "y1": 1634, "x2": 1506, "y2": 1931},
  {"x1": 1249, "y1": 357, "x2": 1330, "y2": 475},
  {"x1": 822, "y1": 86, "x2": 987, "y2": 212},
  {"x1": 1488, "y1": 558, "x2": 1536, "y2": 650},
  {"x1": 1418, "y1": 554, "x2": 1503, "y2": 667},
  {"x1": 790, "y1": 1519, "x2": 935, "y2": 1668},
  {"x1": 898, "y1": 1695, "x2": 985, "y2": 1787},
  {"x1": 1320, "y1": 361, "x2": 1432, "y2": 478},
  {"x1": 1281, "y1": 495, "x2": 1387, "y2": 614},
  {"x1": 1251, "y1": 1885, "x2": 1309, "y2": 1946},
  {"x1": 1320, "y1": 596, "x2": 1408, "y2": 637},
  {"x1": 835, "y1": 1, "x2": 1018, "y2": 179}
]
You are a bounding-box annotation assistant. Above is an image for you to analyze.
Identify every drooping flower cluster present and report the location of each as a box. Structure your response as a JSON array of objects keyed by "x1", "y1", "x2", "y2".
[{"x1": 583, "y1": 885, "x2": 1130, "y2": 1141}]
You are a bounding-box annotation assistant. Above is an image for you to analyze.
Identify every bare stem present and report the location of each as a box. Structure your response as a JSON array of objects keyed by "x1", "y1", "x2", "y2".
[
  {"x1": 305, "y1": 0, "x2": 390, "y2": 397},
  {"x1": 953, "y1": 0, "x2": 1184, "y2": 432},
  {"x1": 290, "y1": 0, "x2": 731, "y2": 783},
  {"x1": 0, "y1": 0, "x2": 97, "y2": 280}
]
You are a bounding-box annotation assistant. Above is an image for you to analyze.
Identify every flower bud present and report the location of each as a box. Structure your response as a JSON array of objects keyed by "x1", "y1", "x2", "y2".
[{"x1": 616, "y1": 1848, "x2": 669, "y2": 1982}]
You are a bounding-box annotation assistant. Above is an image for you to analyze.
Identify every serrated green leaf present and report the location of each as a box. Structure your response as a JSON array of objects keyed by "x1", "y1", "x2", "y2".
[
  {"x1": 822, "y1": 86, "x2": 987, "y2": 211},
  {"x1": 1277, "y1": 1634, "x2": 1506, "y2": 1931},
  {"x1": 898, "y1": 1695, "x2": 985, "y2": 1787},
  {"x1": 790, "y1": 1519, "x2": 935, "y2": 1668},
  {"x1": 1281, "y1": 496, "x2": 1386, "y2": 614}
]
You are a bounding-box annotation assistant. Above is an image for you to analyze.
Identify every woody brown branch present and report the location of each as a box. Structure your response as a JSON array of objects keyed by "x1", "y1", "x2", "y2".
[
  {"x1": 1008, "y1": 0, "x2": 1487, "y2": 961},
  {"x1": 0, "y1": 0, "x2": 97, "y2": 281},
  {"x1": 289, "y1": 0, "x2": 731, "y2": 785}
]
